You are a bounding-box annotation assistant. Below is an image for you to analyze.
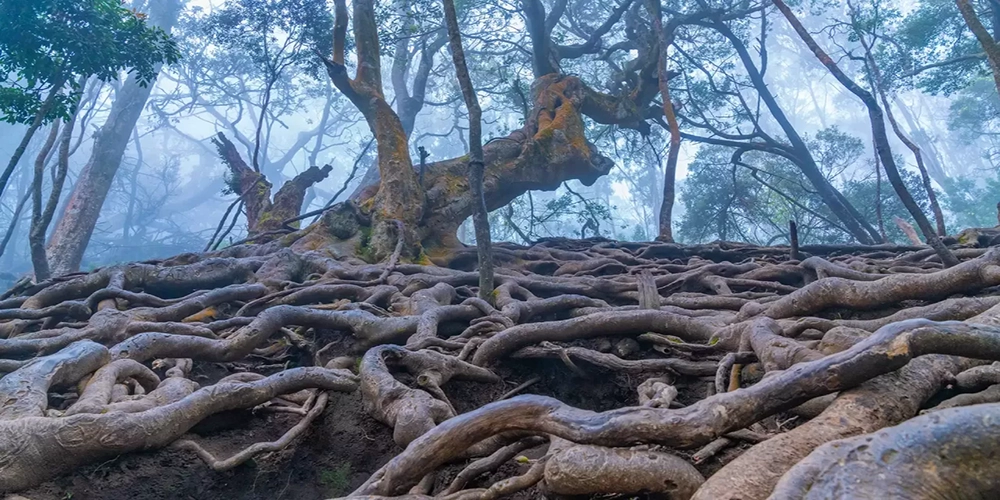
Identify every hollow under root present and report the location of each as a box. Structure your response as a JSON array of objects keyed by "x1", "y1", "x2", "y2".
[
  {"x1": 930, "y1": 383, "x2": 1000, "y2": 411},
  {"x1": 172, "y1": 391, "x2": 329, "y2": 471}
]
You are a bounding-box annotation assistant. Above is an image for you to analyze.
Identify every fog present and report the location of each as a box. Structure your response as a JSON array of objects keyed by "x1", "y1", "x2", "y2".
[{"x1": 1, "y1": 0, "x2": 997, "y2": 279}]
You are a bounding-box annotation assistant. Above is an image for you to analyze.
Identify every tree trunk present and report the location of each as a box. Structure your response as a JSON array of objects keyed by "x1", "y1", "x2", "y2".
[
  {"x1": 711, "y1": 21, "x2": 882, "y2": 245},
  {"x1": 45, "y1": 0, "x2": 182, "y2": 276},
  {"x1": 213, "y1": 132, "x2": 332, "y2": 237},
  {"x1": 874, "y1": 142, "x2": 887, "y2": 242},
  {"x1": 31, "y1": 77, "x2": 86, "y2": 280},
  {"x1": 28, "y1": 122, "x2": 61, "y2": 280},
  {"x1": 956, "y1": 0, "x2": 1000, "y2": 96},
  {"x1": 773, "y1": 0, "x2": 958, "y2": 267},
  {"x1": 862, "y1": 42, "x2": 947, "y2": 237},
  {"x1": 646, "y1": 0, "x2": 679, "y2": 243},
  {"x1": 323, "y1": 0, "x2": 425, "y2": 258},
  {"x1": 320, "y1": 0, "x2": 660, "y2": 256},
  {"x1": 323, "y1": 72, "x2": 615, "y2": 257},
  {"x1": 443, "y1": 0, "x2": 494, "y2": 299},
  {"x1": 0, "y1": 75, "x2": 67, "y2": 202}
]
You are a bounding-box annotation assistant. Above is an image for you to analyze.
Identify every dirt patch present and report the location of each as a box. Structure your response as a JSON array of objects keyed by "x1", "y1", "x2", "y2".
[{"x1": 19, "y1": 389, "x2": 398, "y2": 500}]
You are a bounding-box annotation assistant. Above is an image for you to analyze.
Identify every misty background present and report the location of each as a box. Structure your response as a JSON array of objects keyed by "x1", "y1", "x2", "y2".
[{"x1": 0, "y1": 0, "x2": 996, "y2": 278}]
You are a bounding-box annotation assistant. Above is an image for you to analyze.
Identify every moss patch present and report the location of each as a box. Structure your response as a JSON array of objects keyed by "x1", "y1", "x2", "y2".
[{"x1": 319, "y1": 462, "x2": 352, "y2": 496}]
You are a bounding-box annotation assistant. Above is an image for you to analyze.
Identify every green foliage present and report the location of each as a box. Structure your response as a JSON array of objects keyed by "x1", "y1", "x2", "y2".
[
  {"x1": 0, "y1": 0, "x2": 179, "y2": 124},
  {"x1": 200, "y1": 0, "x2": 332, "y2": 79},
  {"x1": 319, "y1": 462, "x2": 352, "y2": 495},
  {"x1": 841, "y1": 168, "x2": 931, "y2": 244},
  {"x1": 893, "y1": 0, "x2": 988, "y2": 95},
  {"x1": 355, "y1": 226, "x2": 374, "y2": 262},
  {"x1": 679, "y1": 127, "x2": 932, "y2": 246},
  {"x1": 947, "y1": 79, "x2": 1000, "y2": 143},
  {"x1": 940, "y1": 174, "x2": 1000, "y2": 229}
]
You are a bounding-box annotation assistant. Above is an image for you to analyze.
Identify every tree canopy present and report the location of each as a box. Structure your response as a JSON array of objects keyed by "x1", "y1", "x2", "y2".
[{"x1": 0, "y1": 0, "x2": 179, "y2": 124}]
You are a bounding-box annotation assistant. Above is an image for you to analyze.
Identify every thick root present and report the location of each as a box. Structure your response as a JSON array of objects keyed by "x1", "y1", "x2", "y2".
[
  {"x1": 0, "y1": 367, "x2": 357, "y2": 491},
  {"x1": 770, "y1": 403, "x2": 1000, "y2": 499},
  {"x1": 6, "y1": 237, "x2": 1000, "y2": 498},
  {"x1": 543, "y1": 443, "x2": 704, "y2": 497}
]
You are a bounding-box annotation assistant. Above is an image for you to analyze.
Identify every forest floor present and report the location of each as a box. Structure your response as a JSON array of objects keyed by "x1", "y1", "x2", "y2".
[
  {"x1": 19, "y1": 356, "x2": 759, "y2": 500},
  {"x1": 5, "y1": 236, "x2": 1000, "y2": 500}
]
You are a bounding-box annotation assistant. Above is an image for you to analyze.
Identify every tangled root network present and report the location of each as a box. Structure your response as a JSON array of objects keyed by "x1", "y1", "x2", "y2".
[{"x1": 3, "y1": 237, "x2": 1000, "y2": 499}]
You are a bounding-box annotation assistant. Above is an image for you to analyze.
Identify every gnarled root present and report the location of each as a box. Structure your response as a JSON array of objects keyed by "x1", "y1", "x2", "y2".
[
  {"x1": 0, "y1": 341, "x2": 109, "y2": 419},
  {"x1": 8, "y1": 235, "x2": 1000, "y2": 498},
  {"x1": 172, "y1": 391, "x2": 330, "y2": 471},
  {"x1": 739, "y1": 248, "x2": 1000, "y2": 320},
  {"x1": 360, "y1": 345, "x2": 498, "y2": 447},
  {"x1": 360, "y1": 319, "x2": 1000, "y2": 495},
  {"x1": 691, "y1": 354, "x2": 970, "y2": 500},
  {"x1": 64, "y1": 359, "x2": 161, "y2": 416},
  {"x1": 542, "y1": 442, "x2": 704, "y2": 498},
  {"x1": 770, "y1": 403, "x2": 1000, "y2": 499},
  {"x1": 0, "y1": 366, "x2": 357, "y2": 491}
]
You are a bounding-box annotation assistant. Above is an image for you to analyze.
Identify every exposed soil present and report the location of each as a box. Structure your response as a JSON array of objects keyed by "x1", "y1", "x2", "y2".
[{"x1": 18, "y1": 355, "x2": 749, "y2": 500}]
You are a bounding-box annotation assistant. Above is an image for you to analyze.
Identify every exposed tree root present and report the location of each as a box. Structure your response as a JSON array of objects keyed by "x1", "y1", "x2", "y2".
[
  {"x1": 542, "y1": 442, "x2": 704, "y2": 496},
  {"x1": 171, "y1": 391, "x2": 330, "y2": 471},
  {"x1": 0, "y1": 356, "x2": 357, "y2": 491},
  {"x1": 771, "y1": 403, "x2": 1000, "y2": 499},
  {"x1": 1, "y1": 237, "x2": 999, "y2": 498}
]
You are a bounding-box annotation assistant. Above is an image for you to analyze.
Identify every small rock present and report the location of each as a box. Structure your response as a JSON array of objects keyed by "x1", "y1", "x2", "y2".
[
  {"x1": 594, "y1": 338, "x2": 613, "y2": 353},
  {"x1": 614, "y1": 338, "x2": 640, "y2": 358}
]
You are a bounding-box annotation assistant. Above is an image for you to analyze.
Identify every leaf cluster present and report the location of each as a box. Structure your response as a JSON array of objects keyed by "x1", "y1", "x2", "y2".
[{"x1": 0, "y1": 0, "x2": 179, "y2": 124}]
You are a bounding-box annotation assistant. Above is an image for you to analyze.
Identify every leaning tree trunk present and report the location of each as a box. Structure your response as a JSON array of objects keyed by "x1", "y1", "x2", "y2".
[
  {"x1": 442, "y1": 0, "x2": 494, "y2": 299},
  {"x1": 956, "y1": 0, "x2": 1000, "y2": 96},
  {"x1": 45, "y1": 0, "x2": 182, "y2": 276},
  {"x1": 857, "y1": 32, "x2": 947, "y2": 237},
  {"x1": 773, "y1": 0, "x2": 958, "y2": 267},
  {"x1": 308, "y1": 73, "x2": 614, "y2": 263},
  {"x1": 710, "y1": 21, "x2": 882, "y2": 245}
]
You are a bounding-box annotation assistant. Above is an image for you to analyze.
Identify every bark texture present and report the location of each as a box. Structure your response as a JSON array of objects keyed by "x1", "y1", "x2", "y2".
[
  {"x1": 2, "y1": 232, "x2": 1000, "y2": 497},
  {"x1": 45, "y1": 0, "x2": 182, "y2": 276},
  {"x1": 443, "y1": 0, "x2": 494, "y2": 299},
  {"x1": 212, "y1": 132, "x2": 333, "y2": 236}
]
